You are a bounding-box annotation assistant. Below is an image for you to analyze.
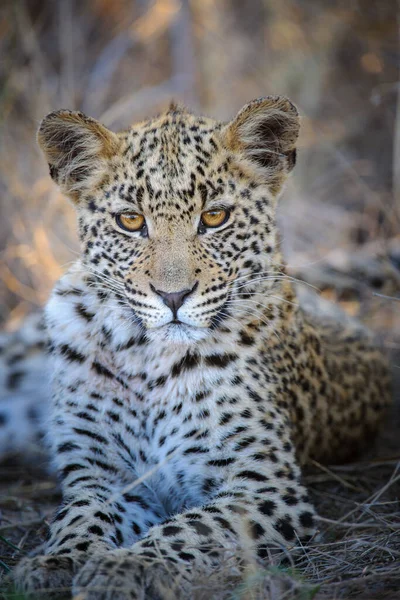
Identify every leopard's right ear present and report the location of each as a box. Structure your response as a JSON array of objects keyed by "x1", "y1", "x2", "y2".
[{"x1": 37, "y1": 110, "x2": 119, "y2": 202}]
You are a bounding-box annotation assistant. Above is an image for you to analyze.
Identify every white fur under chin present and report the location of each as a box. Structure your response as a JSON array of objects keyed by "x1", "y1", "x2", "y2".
[{"x1": 146, "y1": 322, "x2": 210, "y2": 346}]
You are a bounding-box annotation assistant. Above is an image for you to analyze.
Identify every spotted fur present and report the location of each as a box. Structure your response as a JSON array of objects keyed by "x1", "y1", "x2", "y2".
[{"x1": 3, "y1": 97, "x2": 391, "y2": 599}]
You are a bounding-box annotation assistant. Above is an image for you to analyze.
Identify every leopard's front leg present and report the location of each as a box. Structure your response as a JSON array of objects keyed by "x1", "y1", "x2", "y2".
[
  {"x1": 11, "y1": 292, "x2": 158, "y2": 598},
  {"x1": 13, "y1": 453, "x2": 163, "y2": 599},
  {"x1": 74, "y1": 432, "x2": 317, "y2": 600},
  {"x1": 12, "y1": 378, "x2": 162, "y2": 599},
  {"x1": 74, "y1": 491, "x2": 316, "y2": 600},
  {"x1": 12, "y1": 466, "x2": 112, "y2": 599}
]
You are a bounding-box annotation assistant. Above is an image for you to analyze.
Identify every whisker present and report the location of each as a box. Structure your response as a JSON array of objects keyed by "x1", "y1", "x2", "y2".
[
  {"x1": 87, "y1": 272, "x2": 125, "y2": 290},
  {"x1": 240, "y1": 295, "x2": 298, "y2": 308},
  {"x1": 228, "y1": 294, "x2": 299, "y2": 309},
  {"x1": 213, "y1": 310, "x2": 244, "y2": 332},
  {"x1": 74, "y1": 263, "x2": 125, "y2": 290},
  {"x1": 224, "y1": 303, "x2": 283, "y2": 343},
  {"x1": 233, "y1": 272, "x2": 320, "y2": 292},
  {"x1": 231, "y1": 268, "x2": 281, "y2": 283},
  {"x1": 58, "y1": 259, "x2": 80, "y2": 270},
  {"x1": 225, "y1": 300, "x2": 273, "y2": 325},
  {"x1": 85, "y1": 281, "x2": 126, "y2": 299}
]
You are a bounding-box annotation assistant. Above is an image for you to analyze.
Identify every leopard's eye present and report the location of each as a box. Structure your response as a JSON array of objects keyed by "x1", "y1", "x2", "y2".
[
  {"x1": 200, "y1": 209, "x2": 229, "y2": 229},
  {"x1": 116, "y1": 213, "x2": 145, "y2": 232}
]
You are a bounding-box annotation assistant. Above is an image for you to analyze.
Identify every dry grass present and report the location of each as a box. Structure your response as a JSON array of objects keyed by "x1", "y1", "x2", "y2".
[{"x1": 0, "y1": 0, "x2": 399, "y2": 598}]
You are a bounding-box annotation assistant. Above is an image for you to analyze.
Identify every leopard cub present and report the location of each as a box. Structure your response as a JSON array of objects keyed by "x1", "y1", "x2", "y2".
[{"x1": 4, "y1": 96, "x2": 390, "y2": 599}]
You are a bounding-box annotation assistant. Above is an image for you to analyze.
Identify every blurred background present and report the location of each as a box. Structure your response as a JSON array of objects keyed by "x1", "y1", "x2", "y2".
[{"x1": 0, "y1": 0, "x2": 399, "y2": 340}]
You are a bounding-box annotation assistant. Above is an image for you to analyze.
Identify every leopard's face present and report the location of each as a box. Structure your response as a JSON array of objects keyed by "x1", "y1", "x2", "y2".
[{"x1": 38, "y1": 98, "x2": 299, "y2": 344}]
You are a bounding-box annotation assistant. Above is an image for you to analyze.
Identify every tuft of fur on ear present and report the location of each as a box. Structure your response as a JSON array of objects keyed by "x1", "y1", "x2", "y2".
[
  {"x1": 223, "y1": 96, "x2": 300, "y2": 193},
  {"x1": 37, "y1": 110, "x2": 119, "y2": 201}
]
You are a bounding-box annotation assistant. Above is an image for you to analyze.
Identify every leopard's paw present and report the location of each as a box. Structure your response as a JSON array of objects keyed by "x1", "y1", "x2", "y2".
[
  {"x1": 13, "y1": 554, "x2": 83, "y2": 600},
  {"x1": 72, "y1": 549, "x2": 190, "y2": 600}
]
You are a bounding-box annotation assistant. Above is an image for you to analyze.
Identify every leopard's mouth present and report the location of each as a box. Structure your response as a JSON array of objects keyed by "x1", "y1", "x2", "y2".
[
  {"x1": 164, "y1": 320, "x2": 198, "y2": 333},
  {"x1": 164, "y1": 318, "x2": 203, "y2": 330},
  {"x1": 146, "y1": 319, "x2": 210, "y2": 345}
]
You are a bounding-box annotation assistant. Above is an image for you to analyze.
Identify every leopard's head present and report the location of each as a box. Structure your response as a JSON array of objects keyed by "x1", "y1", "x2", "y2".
[{"x1": 38, "y1": 97, "x2": 299, "y2": 344}]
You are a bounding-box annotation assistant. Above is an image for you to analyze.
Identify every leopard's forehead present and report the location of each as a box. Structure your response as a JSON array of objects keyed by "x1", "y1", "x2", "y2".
[
  {"x1": 126, "y1": 108, "x2": 221, "y2": 160},
  {"x1": 111, "y1": 109, "x2": 229, "y2": 216}
]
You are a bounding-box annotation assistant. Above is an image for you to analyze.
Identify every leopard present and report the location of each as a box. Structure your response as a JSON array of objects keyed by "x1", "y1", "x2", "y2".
[{"x1": 1, "y1": 96, "x2": 391, "y2": 599}]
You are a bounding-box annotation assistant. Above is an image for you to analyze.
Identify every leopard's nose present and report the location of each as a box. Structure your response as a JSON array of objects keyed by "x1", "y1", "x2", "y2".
[{"x1": 150, "y1": 282, "x2": 198, "y2": 318}]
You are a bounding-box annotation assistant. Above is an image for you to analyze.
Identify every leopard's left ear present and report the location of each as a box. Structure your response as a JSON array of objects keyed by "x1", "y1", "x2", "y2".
[{"x1": 222, "y1": 96, "x2": 300, "y2": 192}]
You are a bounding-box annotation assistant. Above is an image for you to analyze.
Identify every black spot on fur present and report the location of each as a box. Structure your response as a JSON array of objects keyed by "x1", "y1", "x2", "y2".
[
  {"x1": 258, "y1": 500, "x2": 276, "y2": 516},
  {"x1": 204, "y1": 353, "x2": 238, "y2": 368},
  {"x1": 274, "y1": 516, "x2": 295, "y2": 541},
  {"x1": 60, "y1": 344, "x2": 86, "y2": 363},
  {"x1": 299, "y1": 511, "x2": 314, "y2": 529}
]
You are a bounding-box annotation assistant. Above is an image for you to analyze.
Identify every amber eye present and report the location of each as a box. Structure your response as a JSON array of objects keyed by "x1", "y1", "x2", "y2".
[
  {"x1": 116, "y1": 213, "x2": 145, "y2": 232},
  {"x1": 200, "y1": 209, "x2": 229, "y2": 229}
]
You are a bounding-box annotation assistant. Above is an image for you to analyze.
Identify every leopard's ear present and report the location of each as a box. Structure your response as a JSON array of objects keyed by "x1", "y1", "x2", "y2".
[
  {"x1": 37, "y1": 110, "x2": 119, "y2": 202},
  {"x1": 223, "y1": 96, "x2": 300, "y2": 193}
]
